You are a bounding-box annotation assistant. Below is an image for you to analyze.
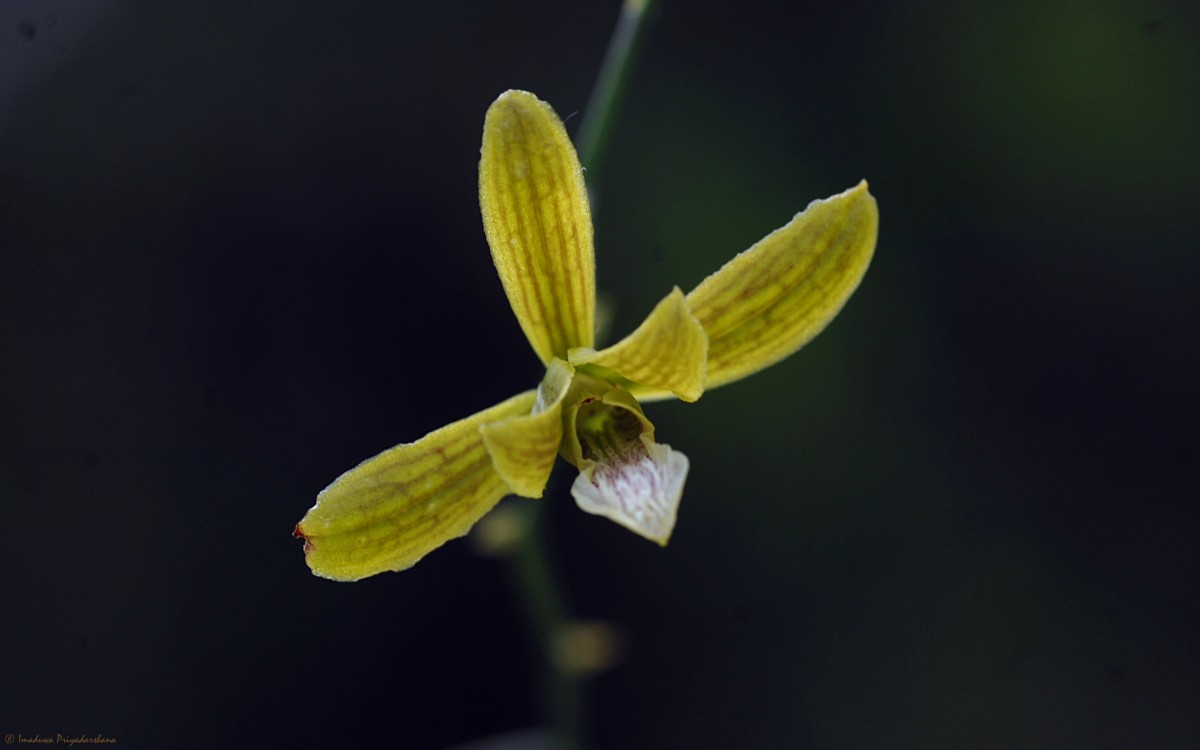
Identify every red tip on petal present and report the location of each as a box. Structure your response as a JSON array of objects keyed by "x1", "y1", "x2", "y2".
[{"x1": 293, "y1": 524, "x2": 313, "y2": 555}]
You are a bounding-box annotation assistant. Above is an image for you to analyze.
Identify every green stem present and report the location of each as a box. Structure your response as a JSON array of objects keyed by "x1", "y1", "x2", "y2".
[
  {"x1": 575, "y1": 0, "x2": 662, "y2": 179},
  {"x1": 507, "y1": 501, "x2": 585, "y2": 750}
]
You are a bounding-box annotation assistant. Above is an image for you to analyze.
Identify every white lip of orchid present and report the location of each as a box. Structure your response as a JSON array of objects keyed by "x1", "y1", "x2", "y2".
[{"x1": 571, "y1": 426, "x2": 689, "y2": 545}]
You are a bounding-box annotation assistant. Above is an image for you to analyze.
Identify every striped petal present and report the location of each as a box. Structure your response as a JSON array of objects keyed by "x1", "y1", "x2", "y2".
[
  {"x1": 480, "y1": 359, "x2": 574, "y2": 497},
  {"x1": 685, "y1": 181, "x2": 878, "y2": 390},
  {"x1": 568, "y1": 287, "x2": 708, "y2": 402},
  {"x1": 480, "y1": 90, "x2": 596, "y2": 364},
  {"x1": 295, "y1": 391, "x2": 536, "y2": 581}
]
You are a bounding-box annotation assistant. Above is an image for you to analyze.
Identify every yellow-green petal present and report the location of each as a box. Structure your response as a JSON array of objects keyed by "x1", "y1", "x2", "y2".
[
  {"x1": 568, "y1": 287, "x2": 708, "y2": 402},
  {"x1": 686, "y1": 181, "x2": 878, "y2": 390},
  {"x1": 295, "y1": 391, "x2": 536, "y2": 581},
  {"x1": 480, "y1": 90, "x2": 596, "y2": 364},
  {"x1": 480, "y1": 359, "x2": 575, "y2": 498}
]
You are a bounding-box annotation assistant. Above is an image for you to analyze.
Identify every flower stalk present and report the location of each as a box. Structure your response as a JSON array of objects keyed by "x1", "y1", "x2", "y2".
[
  {"x1": 576, "y1": 0, "x2": 661, "y2": 177},
  {"x1": 505, "y1": 501, "x2": 586, "y2": 750}
]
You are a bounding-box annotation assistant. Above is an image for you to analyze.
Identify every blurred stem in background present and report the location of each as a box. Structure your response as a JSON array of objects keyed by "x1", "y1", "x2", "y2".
[
  {"x1": 473, "y1": 497, "x2": 625, "y2": 750},
  {"x1": 576, "y1": 0, "x2": 661, "y2": 188},
  {"x1": 496, "y1": 2, "x2": 659, "y2": 748},
  {"x1": 506, "y1": 501, "x2": 584, "y2": 750}
]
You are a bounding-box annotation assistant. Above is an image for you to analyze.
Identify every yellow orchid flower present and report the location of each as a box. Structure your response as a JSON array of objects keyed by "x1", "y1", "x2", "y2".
[{"x1": 294, "y1": 90, "x2": 879, "y2": 581}]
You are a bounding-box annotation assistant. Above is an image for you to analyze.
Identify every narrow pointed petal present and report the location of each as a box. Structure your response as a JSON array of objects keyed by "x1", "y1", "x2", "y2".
[
  {"x1": 572, "y1": 438, "x2": 689, "y2": 546},
  {"x1": 480, "y1": 90, "x2": 596, "y2": 363},
  {"x1": 568, "y1": 287, "x2": 708, "y2": 402},
  {"x1": 294, "y1": 391, "x2": 536, "y2": 581},
  {"x1": 480, "y1": 359, "x2": 575, "y2": 498},
  {"x1": 685, "y1": 181, "x2": 878, "y2": 390}
]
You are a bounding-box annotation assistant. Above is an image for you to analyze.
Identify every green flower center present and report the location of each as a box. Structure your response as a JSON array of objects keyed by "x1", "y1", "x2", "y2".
[{"x1": 575, "y1": 398, "x2": 645, "y2": 463}]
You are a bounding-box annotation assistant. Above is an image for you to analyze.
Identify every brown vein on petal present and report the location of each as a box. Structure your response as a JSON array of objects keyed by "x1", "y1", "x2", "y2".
[
  {"x1": 504, "y1": 433, "x2": 557, "y2": 460},
  {"x1": 557, "y1": 117, "x2": 587, "y2": 350},
  {"x1": 705, "y1": 225, "x2": 854, "y2": 378},
  {"x1": 399, "y1": 467, "x2": 495, "y2": 534},
  {"x1": 541, "y1": 129, "x2": 568, "y2": 347},
  {"x1": 485, "y1": 416, "x2": 562, "y2": 465},
  {"x1": 512, "y1": 106, "x2": 567, "y2": 358},
  {"x1": 494, "y1": 126, "x2": 548, "y2": 357},
  {"x1": 363, "y1": 451, "x2": 495, "y2": 539},
  {"x1": 485, "y1": 141, "x2": 537, "y2": 351},
  {"x1": 693, "y1": 211, "x2": 841, "y2": 339},
  {"x1": 708, "y1": 207, "x2": 839, "y2": 318},
  {"x1": 322, "y1": 435, "x2": 489, "y2": 534},
  {"x1": 351, "y1": 464, "x2": 503, "y2": 557},
  {"x1": 709, "y1": 275, "x2": 816, "y2": 363},
  {"x1": 546, "y1": 133, "x2": 587, "y2": 350},
  {"x1": 540, "y1": 131, "x2": 569, "y2": 354},
  {"x1": 511, "y1": 109, "x2": 562, "y2": 359}
]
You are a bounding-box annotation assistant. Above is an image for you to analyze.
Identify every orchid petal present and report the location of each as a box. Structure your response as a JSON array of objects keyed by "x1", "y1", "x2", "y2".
[
  {"x1": 561, "y1": 380, "x2": 689, "y2": 544},
  {"x1": 571, "y1": 437, "x2": 688, "y2": 546},
  {"x1": 568, "y1": 287, "x2": 708, "y2": 402},
  {"x1": 294, "y1": 391, "x2": 536, "y2": 581},
  {"x1": 685, "y1": 181, "x2": 878, "y2": 390},
  {"x1": 480, "y1": 90, "x2": 596, "y2": 364},
  {"x1": 480, "y1": 359, "x2": 574, "y2": 497}
]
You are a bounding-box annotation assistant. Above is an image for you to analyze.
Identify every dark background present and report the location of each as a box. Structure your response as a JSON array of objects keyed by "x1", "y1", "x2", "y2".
[{"x1": 3, "y1": 1, "x2": 1198, "y2": 748}]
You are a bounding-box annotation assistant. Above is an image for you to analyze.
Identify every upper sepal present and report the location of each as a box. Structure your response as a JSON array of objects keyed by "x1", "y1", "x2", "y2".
[{"x1": 480, "y1": 90, "x2": 596, "y2": 364}]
